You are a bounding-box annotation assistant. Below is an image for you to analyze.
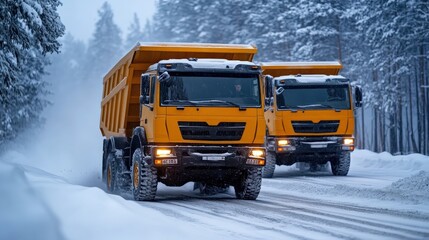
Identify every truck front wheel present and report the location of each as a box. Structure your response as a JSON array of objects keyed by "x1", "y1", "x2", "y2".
[
  {"x1": 261, "y1": 151, "x2": 276, "y2": 178},
  {"x1": 131, "y1": 148, "x2": 158, "y2": 201},
  {"x1": 331, "y1": 152, "x2": 351, "y2": 176},
  {"x1": 234, "y1": 168, "x2": 262, "y2": 200}
]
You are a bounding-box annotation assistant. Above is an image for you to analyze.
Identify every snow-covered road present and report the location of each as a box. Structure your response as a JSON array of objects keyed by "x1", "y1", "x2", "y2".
[{"x1": 1, "y1": 150, "x2": 429, "y2": 240}]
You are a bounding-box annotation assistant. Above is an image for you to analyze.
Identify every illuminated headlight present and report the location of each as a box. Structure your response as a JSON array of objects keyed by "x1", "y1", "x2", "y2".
[
  {"x1": 343, "y1": 138, "x2": 354, "y2": 145},
  {"x1": 277, "y1": 139, "x2": 290, "y2": 146},
  {"x1": 249, "y1": 149, "x2": 265, "y2": 158},
  {"x1": 156, "y1": 148, "x2": 172, "y2": 157}
]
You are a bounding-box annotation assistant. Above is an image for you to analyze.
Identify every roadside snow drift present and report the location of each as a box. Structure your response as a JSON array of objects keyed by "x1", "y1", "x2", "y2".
[{"x1": 1, "y1": 149, "x2": 429, "y2": 239}]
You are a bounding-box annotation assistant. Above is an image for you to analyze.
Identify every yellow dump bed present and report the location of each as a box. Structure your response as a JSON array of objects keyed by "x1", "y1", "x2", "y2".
[
  {"x1": 260, "y1": 61, "x2": 342, "y2": 77},
  {"x1": 100, "y1": 42, "x2": 258, "y2": 138}
]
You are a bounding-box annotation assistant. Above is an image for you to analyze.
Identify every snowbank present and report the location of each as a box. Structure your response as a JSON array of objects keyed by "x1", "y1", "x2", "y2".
[
  {"x1": 0, "y1": 161, "x2": 64, "y2": 240},
  {"x1": 352, "y1": 149, "x2": 429, "y2": 171},
  {"x1": 0, "y1": 152, "x2": 241, "y2": 240}
]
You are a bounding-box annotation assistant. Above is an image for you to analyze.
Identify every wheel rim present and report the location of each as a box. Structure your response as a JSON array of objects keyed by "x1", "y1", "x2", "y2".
[
  {"x1": 107, "y1": 165, "x2": 112, "y2": 190},
  {"x1": 133, "y1": 162, "x2": 139, "y2": 189}
]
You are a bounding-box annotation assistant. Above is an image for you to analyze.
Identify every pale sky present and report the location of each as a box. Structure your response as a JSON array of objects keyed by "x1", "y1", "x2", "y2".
[{"x1": 58, "y1": 0, "x2": 157, "y2": 42}]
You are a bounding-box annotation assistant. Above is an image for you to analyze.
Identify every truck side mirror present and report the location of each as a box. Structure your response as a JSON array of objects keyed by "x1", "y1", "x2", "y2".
[
  {"x1": 264, "y1": 75, "x2": 273, "y2": 98},
  {"x1": 355, "y1": 86, "x2": 363, "y2": 108},
  {"x1": 264, "y1": 75, "x2": 274, "y2": 110},
  {"x1": 158, "y1": 71, "x2": 170, "y2": 82}
]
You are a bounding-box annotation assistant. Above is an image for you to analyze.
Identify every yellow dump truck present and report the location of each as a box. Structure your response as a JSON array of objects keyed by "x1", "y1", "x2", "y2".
[
  {"x1": 261, "y1": 62, "x2": 362, "y2": 177},
  {"x1": 100, "y1": 43, "x2": 266, "y2": 200}
]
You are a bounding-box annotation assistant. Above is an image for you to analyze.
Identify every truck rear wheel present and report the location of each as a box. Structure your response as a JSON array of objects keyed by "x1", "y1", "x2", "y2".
[
  {"x1": 105, "y1": 151, "x2": 130, "y2": 193},
  {"x1": 106, "y1": 154, "x2": 117, "y2": 193},
  {"x1": 234, "y1": 168, "x2": 262, "y2": 200},
  {"x1": 331, "y1": 152, "x2": 351, "y2": 176},
  {"x1": 132, "y1": 148, "x2": 158, "y2": 201},
  {"x1": 262, "y1": 151, "x2": 276, "y2": 178}
]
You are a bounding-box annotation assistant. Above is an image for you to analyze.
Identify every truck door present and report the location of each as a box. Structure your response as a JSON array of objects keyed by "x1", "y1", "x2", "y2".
[{"x1": 140, "y1": 74, "x2": 156, "y2": 140}]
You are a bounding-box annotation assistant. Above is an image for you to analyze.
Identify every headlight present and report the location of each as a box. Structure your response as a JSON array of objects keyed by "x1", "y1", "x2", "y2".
[
  {"x1": 343, "y1": 138, "x2": 354, "y2": 145},
  {"x1": 250, "y1": 149, "x2": 264, "y2": 158},
  {"x1": 156, "y1": 148, "x2": 172, "y2": 156},
  {"x1": 277, "y1": 139, "x2": 290, "y2": 146}
]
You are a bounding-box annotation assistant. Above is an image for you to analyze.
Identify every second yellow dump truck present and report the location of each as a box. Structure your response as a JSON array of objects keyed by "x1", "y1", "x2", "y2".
[
  {"x1": 100, "y1": 43, "x2": 266, "y2": 201},
  {"x1": 261, "y1": 62, "x2": 362, "y2": 177}
]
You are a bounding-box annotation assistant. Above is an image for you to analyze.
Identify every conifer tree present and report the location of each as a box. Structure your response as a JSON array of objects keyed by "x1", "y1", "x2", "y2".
[{"x1": 0, "y1": 0, "x2": 65, "y2": 148}]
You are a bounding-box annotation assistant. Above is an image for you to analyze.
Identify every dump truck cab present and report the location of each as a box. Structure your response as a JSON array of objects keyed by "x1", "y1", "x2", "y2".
[
  {"x1": 100, "y1": 43, "x2": 266, "y2": 200},
  {"x1": 261, "y1": 62, "x2": 362, "y2": 177}
]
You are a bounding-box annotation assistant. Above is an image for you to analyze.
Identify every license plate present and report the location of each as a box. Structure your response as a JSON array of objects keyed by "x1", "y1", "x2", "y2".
[
  {"x1": 162, "y1": 159, "x2": 178, "y2": 164},
  {"x1": 246, "y1": 159, "x2": 259, "y2": 165},
  {"x1": 311, "y1": 144, "x2": 327, "y2": 148},
  {"x1": 202, "y1": 156, "x2": 225, "y2": 161}
]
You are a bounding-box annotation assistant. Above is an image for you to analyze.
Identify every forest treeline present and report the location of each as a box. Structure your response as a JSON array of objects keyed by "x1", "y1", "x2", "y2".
[{"x1": 2, "y1": 1, "x2": 428, "y2": 155}]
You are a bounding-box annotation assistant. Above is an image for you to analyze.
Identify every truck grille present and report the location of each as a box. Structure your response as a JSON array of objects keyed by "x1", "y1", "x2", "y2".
[
  {"x1": 292, "y1": 120, "x2": 339, "y2": 133},
  {"x1": 179, "y1": 122, "x2": 245, "y2": 141}
]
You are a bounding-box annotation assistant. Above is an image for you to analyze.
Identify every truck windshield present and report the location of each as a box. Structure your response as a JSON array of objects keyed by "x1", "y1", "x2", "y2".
[
  {"x1": 277, "y1": 85, "x2": 350, "y2": 110},
  {"x1": 160, "y1": 72, "x2": 261, "y2": 107}
]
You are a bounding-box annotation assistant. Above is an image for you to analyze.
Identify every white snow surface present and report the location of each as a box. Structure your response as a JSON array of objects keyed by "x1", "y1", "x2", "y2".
[{"x1": 1, "y1": 149, "x2": 429, "y2": 240}]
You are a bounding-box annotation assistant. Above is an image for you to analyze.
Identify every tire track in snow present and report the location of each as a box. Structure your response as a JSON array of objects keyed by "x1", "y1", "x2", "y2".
[
  {"x1": 139, "y1": 189, "x2": 429, "y2": 240},
  {"x1": 238, "y1": 197, "x2": 429, "y2": 240}
]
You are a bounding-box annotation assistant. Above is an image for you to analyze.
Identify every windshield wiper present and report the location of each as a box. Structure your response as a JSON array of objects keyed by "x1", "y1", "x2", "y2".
[
  {"x1": 193, "y1": 100, "x2": 246, "y2": 109},
  {"x1": 282, "y1": 105, "x2": 305, "y2": 110},
  {"x1": 163, "y1": 100, "x2": 196, "y2": 106},
  {"x1": 298, "y1": 104, "x2": 340, "y2": 110}
]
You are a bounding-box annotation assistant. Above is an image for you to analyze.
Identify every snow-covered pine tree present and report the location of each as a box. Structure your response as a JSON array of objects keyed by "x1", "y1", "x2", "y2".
[
  {"x1": 45, "y1": 33, "x2": 86, "y2": 90},
  {"x1": 251, "y1": 0, "x2": 297, "y2": 61},
  {"x1": 0, "y1": 0, "x2": 64, "y2": 149},
  {"x1": 144, "y1": 0, "x2": 429, "y2": 154},
  {"x1": 125, "y1": 13, "x2": 145, "y2": 51},
  {"x1": 289, "y1": 0, "x2": 342, "y2": 61},
  {"x1": 84, "y1": 2, "x2": 122, "y2": 85},
  {"x1": 150, "y1": 0, "x2": 177, "y2": 42}
]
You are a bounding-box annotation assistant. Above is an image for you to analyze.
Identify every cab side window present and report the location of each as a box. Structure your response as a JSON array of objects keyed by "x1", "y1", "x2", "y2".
[{"x1": 141, "y1": 74, "x2": 150, "y2": 104}]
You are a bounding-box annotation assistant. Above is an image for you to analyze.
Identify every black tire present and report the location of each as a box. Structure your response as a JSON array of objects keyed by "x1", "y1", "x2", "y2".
[
  {"x1": 131, "y1": 148, "x2": 158, "y2": 201},
  {"x1": 106, "y1": 153, "x2": 117, "y2": 193},
  {"x1": 116, "y1": 159, "x2": 132, "y2": 192},
  {"x1": 262, "y1": 151, "x2": 276, "y2": 178},
  {"x1": 331, "y1": 152, "x2": 351, "y2": 176},
  {"x1": 102, "y1": 140, "x2": 109, "y2": 183},
  {"x1": 234, "y1": 168, "x2": 262, "y2": 200},
  {"x1": 105, "y1": 151, "x2": 131, "y2": 193}
]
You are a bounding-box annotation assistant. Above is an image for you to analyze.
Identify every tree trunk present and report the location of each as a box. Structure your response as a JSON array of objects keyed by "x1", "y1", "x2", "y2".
[
  {"x1": 419, "y1": 44, "x2": 426, "y2": 154},
  {"x1": 389, "y1": 112, "x2": 397, "y2": 154},
  {"x1": 398, "y1": 93, "x2": 403, "y2": 154},
  {"x1": 408, "y1": 75, "x2": 418, "y2": 152},
  {"x1": 361, "y1": 104, "x2": 365, "y2": 149},
  {"x1": 415, "y1": 58, "x2": 422, "y2": 153},
  {"x1": 372, "y1": 107, "x2": 377, "y2": 152}
]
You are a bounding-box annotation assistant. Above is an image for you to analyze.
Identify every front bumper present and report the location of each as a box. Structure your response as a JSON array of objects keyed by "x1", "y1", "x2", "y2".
[
  {"x1": 148, "y1": 145, "x2": 266, "y2": 168},
  {"x1": 267, "y1": 136, "x2": 354, "y2": 154}
]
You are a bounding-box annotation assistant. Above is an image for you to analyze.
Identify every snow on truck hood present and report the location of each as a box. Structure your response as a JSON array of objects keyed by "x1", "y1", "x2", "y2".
[
  {"x1": 157, "y1": 58, "x2": 257, "y2": 69},
  {"x1": 275, "y1": 74, "x2": 348, "y2": 84}
]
